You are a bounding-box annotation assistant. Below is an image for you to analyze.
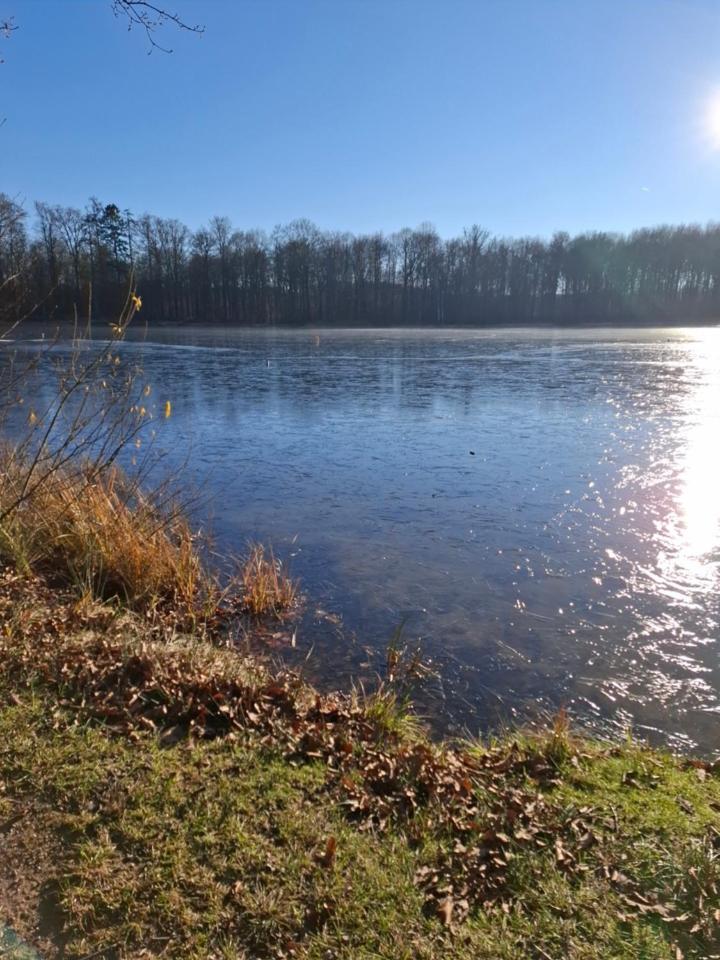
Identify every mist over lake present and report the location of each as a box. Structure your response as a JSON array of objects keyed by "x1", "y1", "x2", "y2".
[{"x1": 20, "y1": 323, "x2": 714, "y2": 752}]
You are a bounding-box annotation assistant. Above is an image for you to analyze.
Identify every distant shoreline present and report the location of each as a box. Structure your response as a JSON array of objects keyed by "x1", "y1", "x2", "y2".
[{"x1": 7, "y1": 317, "x2": 720, "y2": 336}]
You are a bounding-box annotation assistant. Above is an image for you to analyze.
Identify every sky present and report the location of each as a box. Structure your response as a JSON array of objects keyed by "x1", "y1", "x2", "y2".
[{"x1": 2, "y1": 0, "x2": 720, "y2": 239}]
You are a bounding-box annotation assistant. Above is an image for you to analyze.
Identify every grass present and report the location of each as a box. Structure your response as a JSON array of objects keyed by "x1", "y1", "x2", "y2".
[
  {"x1": 1, "y1": 690, "x2": 719, "y2": 960},
  {"x1": 0, "y1": 569, "x2": 719, "y2": 960},
  {"x1": 0, "y1": 455, "x2": 297, "y2": 629},
  {"x1": 0, "y1": 454, "x2": 211, "y2": 620},
  {"x1": 351, "y1": 682, "x2": 426, "y2": 742},
  {"x1": 0, "y1": 693, "x2": 431, "y2": 960},
  {"x1": 237, "y1": 542, "x2": 298, "y2": 618}
]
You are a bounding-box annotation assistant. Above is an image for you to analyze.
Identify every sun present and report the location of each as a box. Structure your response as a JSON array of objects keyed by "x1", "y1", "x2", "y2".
[{"x1": 704, "y1": 93, "x2": 720, "y2": 149}]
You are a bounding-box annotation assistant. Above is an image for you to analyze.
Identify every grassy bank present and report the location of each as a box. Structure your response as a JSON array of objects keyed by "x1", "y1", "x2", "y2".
[{"x1": 0, "y1": 568, "x2": 719, "y2": 960}]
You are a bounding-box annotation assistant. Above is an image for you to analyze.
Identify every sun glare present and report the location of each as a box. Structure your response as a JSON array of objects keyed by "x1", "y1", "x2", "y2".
[
  {"x1": 678, "y1": 331, "x2": 720, "y2": 566},
  {"x1": 704, "y1": 93, "x2": 720, "y2": 149}
]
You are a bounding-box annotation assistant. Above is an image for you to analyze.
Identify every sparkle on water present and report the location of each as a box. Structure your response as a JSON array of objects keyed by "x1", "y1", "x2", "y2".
[{"x1": 679, "y1": 331, "x2": 720, "y2": 565}]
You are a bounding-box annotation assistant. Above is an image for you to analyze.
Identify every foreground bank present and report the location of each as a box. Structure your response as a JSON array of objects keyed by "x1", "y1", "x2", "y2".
[{"x1": 0, "y1": 568, "x2": 718, "y2": 960}]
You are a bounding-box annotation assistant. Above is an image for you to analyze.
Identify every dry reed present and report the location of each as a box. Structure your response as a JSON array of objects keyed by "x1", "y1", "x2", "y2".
[
  {"x1": 0, "y1": 451, "x2": 214, "y2": 624},
  {"x1": 237, "y1": 542, "x2": 298, "y2": 617}
]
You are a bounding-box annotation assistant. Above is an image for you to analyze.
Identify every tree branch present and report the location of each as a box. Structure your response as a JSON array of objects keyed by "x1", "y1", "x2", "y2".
[
  {"x1": 1, "y1": 15, "x2": 17, "y2": 64},
  {"x1": 111, "y1": 1, "x2": 204, "y2": 53}
]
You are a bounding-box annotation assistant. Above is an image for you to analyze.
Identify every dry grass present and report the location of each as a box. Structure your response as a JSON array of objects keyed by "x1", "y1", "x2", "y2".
[
  {"x1": 0, "y1": 451, "x2": 217, "y2": 626},
  {"x1": 237, "y1": 542, "x2": 298, "y2": 617},
  {"x1": 0, "y1": 453, "x2": 300, "y2": 631}
]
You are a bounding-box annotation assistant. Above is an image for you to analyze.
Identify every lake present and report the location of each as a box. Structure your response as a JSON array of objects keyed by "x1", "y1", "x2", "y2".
[{"x1": 7, "y1": 326, "x2": 720, "y2": 752}]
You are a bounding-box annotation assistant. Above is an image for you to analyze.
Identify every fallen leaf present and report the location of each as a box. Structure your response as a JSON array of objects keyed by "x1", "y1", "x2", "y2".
[
  {"x1": 319, "y1": 835, "x2": 337, "y2": 869},
  {"x1": 437, "y1": 896, "x2": 453, "y2": 926}
]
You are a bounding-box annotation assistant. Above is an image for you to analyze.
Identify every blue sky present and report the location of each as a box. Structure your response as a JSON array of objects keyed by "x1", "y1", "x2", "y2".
[{"x1": 2, "y1": 0, "x2": 720, "y2": 238}]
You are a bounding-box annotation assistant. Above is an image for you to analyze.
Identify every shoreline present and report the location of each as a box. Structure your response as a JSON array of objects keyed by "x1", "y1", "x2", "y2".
[{"x1": 6, "y1": 319, "x2": 720, "y2": 335}]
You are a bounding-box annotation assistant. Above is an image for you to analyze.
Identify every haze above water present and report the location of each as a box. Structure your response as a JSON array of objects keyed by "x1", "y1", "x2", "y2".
[{"x1": 25, "y1": 327, "x2": 720, "y2": 752}]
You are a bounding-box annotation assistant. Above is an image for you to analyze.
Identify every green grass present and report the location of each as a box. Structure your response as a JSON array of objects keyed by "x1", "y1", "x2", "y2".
[
  {"x1": 0, "y1": 694, "x2": 432, "y2": 960},
  {"x1": 1, "y1": 690, "x2": 719, "y2": 960}
]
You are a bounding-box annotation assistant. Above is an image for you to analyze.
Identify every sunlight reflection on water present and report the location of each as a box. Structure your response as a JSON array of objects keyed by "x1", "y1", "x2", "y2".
[{"x1": 678, "y1": 330, "x2": 720, "y2": 569}]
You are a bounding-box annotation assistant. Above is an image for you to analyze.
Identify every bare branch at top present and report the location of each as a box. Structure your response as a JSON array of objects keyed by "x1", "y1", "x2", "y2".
[{"x1": 111, "y1": 1, "x2": 204, "y2": 53}]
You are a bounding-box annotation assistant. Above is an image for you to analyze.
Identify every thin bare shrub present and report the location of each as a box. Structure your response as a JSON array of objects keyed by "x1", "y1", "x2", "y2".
[
  {"x1": 0, "y1": 287, "x2": 221, "y2": 625},
  {"x1": 1, "y1": 286, "x2": 300, "y2": 632}
]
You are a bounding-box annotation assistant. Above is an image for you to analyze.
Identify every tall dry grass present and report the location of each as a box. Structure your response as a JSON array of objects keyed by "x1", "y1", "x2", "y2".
[
  {"x1": 0, "y1": 451, "x2": 214, "y2": 623},
  {"x1": 237, "y1": 542, "x2": 298, "y2": 617},
  {"x1": 0, "y1": 453, "x2": 300, "y2": 629}
]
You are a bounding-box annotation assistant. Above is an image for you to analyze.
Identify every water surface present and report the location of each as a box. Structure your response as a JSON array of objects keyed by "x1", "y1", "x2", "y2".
[{"x1": 8, "y1": 327, "x2": 720, "y2": 752}]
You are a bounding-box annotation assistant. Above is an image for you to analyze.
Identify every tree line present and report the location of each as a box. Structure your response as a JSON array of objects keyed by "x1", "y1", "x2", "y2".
[{"x1": 2, "y1": 193, "x2": 720, "y2": 328}]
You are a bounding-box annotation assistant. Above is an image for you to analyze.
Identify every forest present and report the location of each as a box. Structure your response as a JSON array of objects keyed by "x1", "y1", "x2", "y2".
[{"x1": 3, "y1": 192, "x2": 720, "y2": 327}]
